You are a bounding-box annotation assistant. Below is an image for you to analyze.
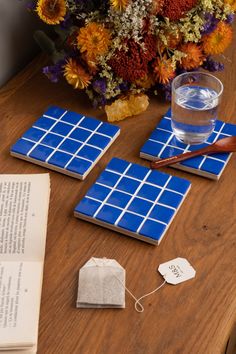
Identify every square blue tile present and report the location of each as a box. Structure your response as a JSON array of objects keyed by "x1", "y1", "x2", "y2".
[
  {"x1": 158, "y1": 190, "x2": 183, "y2": 209},
  {"x1": 10, "y1": 106, "x2": 120, "y2": 179},
  {"x1": 44, "y1": 106, "x2": 66, "y2": 119},
  {"x1": 48, "y1": 151, "x2": 72, "y2": 168},
  {"x1": 69, "y1": 127, "x2": 91, "y2": 142},
  {"x1": 77, "y1": 145, "x2": 101, "y2": 161},
  {"x1": 67, "y1": 157, "x2": 92, "y2": 176},
  {"x1": 117, "y1": 177, "x2": 140, "y2": 194},
  {"x1": 128, "y1": 197, "x2": 152, "y2": 216},
  {"x1": 61, "y1": 111, "x2": 84, "y2": 125},
  {"x1": 166, "y1": 176, "x2": 191, "y2": 195},
  {"x1": 97, "y1": 170, "x2": 121, "y2": 187},
  {"x1": 51, "y1": 122, "x2": 73, "y2": 136},
  {"x1": 139, "y1": 220, "x2": 166, "y2": 242},
  {"x1": 29, "y1": 144, "x2": 54, "y2": 162},
  {"x1": 97, "y1": 122, "x2": 120, "y2": 137},
  {"x1": 150, "y1": 129, "x2": 170, "y2": 144},
  {"x1": 11, "y1": 139, "x2": 35, "y2": 156},
  {"x1": 106, "y1": 158, "x2": 130, "y2": 174},
  {"x1": 107, "y1": 191, "x2": 131, "y2": 209},
  {"x1": 75, "y1": 197, "x2": 101, "y2": 217},
  {"x1": 41, "y1": 133, "x2": 64, "y2": 148},
  {"x1": 96, "y1": 205, "x2": 122, "y2": 225},
  {"x1": 201, "y1": 158, "x2": 225, "y2": 176},
  {"x1": 23, "y1": 127, "x2": 45, "y2": 142},
  {"x1": 146, "y1": 170, "x2": 170, "y2": 187},
  {"x1": 60, "y1": 139, "x2": 82, "y2": 154},
  {"x1": 140, "y1": 109, "x2": 235, "y2": 180},
  {"x1": 141, "y1": 140, "x2": 163, "y2": 157},
  {"x1": 126, "y1": 164, "x2": 149, "y2": 180},
  {"x1": 149, "y1": 204, "x2": 174, "y2": 224},
  {"x1": 118, "y1": 212, "x2": 144, "y2": 233},
  {"x1": 87, "y1": 134, "x2": 110, "y2": 149},
  {"x1": 74, "y1": 158, "x2": 191, "y2": 245},
  {"x1": 137, "y1": 184, "x2": 161, "y2": 202},
  {"x1": 79, "y1": 117, "x2": 101, "y2": 131},
  {"x1": 87, "y1": 184, "x2": 111, "y2": 201},
  {"x1": 34, "y1": 117, "x2": 55, "y2": 130}
]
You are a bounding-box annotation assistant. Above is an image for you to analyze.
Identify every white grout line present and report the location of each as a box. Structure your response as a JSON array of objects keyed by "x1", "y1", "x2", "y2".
[
  {"x1": 198, "y1": 123, "x2": 226, "y2": 170},
  {"x1": 85, "y1": 195, "x2": 168, "y2": 226},
  {"x1": 45, "y1": 115, "x2": 86, "y2": 163},
  {"x1": 64, "y1": 122, "x2": 103, "y2": 169},
  {"x1": 26, "y1": 110, "x2": 68, "y2": 156},
  {"x1": 136, "y1": 176, "x2": 172, "y2": 234},
  {"x1": 43, "y1": 114, "x2": 113, "y2": 139},
  {"x1": 149, "y1": 133, "x2": 229, "y2": 164},
  {"x1": 95, "y1": 181, "x2": 176, "y2": 210},
  {"x1": 113, "y1": 170, "x2": 152, "y2": 226},
  {"x1": 21, "y1": 137, "x2": 94, "y2": 163},
  {"x1": 31, "y1": 126, "x2": 103, "y2": 152},
  {"x1": 105, "y1": 168, "x2": 184, "y2": 196},
  {"x1": 93, "y1": 163, "x2": 132, "y2": 218}
]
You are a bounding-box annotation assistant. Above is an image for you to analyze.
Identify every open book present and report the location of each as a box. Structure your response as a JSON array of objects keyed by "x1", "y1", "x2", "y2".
[{"x1": 0, "y1": 174, "x2": 50, "y2": 354}]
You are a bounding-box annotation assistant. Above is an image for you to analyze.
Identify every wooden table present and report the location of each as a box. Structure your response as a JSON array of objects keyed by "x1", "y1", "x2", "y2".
[{"x1": 1, "y1": 47, "x2": 236, "y2": 354}]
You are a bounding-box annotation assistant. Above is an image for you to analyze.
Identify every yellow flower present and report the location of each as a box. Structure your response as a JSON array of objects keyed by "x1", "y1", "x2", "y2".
[
  {"x1": 224, "y1": 0, "x2": 236, "y2": 11},
  {"x1": 36, "y1": 0, "x2": 66, "y2": 25},
  {"x1": 77, "y1": 23, "x2": 111, "y2": 60},
  {"x1": 153, "y1": 55, "x2": 175, "y2": 84},
  {"x1": 64, "y1": 59, "x2": 91, "y2": 89},
  {"x1": 135, "y1": 74, "x2": 155, "y2": 89},
  {"x1": 202, "y1": 22, "x2": 233, "y2": 55},
  {"x1": 110, "y1": 0, "x2": 129, "y2": 11},
  {"x1": 179, "y1": 43, "x2": 204, "y2": 70}
]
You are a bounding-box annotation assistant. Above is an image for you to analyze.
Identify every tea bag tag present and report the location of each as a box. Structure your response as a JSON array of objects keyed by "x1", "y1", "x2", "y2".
[{"x1": 158, "y1": 257, "x2": 196, "y2": 285}]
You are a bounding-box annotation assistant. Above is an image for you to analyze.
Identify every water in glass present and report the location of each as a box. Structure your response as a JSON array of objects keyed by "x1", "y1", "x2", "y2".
[{"x1": 172, "y1": 85, "x2": 219, "y2": 144}]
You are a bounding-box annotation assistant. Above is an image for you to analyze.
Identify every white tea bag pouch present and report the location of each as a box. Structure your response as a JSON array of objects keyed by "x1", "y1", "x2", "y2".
[{"x1": 76, "y1": 257, "x2": 125, "y2": 308}]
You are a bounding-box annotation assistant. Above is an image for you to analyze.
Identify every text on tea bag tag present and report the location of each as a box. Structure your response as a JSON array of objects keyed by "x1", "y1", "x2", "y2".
[{"x1": 158, "y1": 257, "x2": 196, "y2": 285}]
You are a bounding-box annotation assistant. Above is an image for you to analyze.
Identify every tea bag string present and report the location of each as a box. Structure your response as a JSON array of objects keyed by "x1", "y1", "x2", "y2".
[{"x1": 92, "y1": 258, "x2": 166, "y2": 313}]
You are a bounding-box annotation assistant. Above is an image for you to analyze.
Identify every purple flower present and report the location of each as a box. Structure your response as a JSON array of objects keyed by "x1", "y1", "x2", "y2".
[
  {"x1": 60, "y1": 13, "x2": 72, "y2": 29},
  {"x1": 26, "y1": 1, "x2": 36, "y2": 10},
  {"x1": 201, "y1": 13, "x2": 219, "y2": 35},
  {"x1": 225, "y1": 14, "x2": 235, "y2": 24},
  {"x1": 203, "y1": 57, "x2": 224, "y2": 72},
  {"x1": 92, "y1": 79, "x2": 107, "y2": 94},
  {"x1": 42, "y1": 60, "x2": 65, "y2": 83}
]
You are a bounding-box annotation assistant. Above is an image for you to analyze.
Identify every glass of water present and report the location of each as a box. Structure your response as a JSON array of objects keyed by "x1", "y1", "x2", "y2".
[{"x1": 171, "y1": 72, "x2": 223, "y2": 144}]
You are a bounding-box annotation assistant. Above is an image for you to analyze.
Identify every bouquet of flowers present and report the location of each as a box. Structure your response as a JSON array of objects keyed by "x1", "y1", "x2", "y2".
[{"x1": 27, "y1": 0, "x2": 235, "y2": 121}]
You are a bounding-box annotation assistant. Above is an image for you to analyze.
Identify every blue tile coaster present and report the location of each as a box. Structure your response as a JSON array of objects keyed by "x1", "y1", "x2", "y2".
[
  {"x1": 10, "y1": 106, "x2": 120, "y2": 180},
  {"x1": 74, "y1": 157, "x2": 191, "y2": 245},
  {"x1": 140, "y1": 108, "x2": 235, "y2": 180}
]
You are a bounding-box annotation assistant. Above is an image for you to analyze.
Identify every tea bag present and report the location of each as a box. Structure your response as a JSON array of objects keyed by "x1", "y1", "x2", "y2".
[{"x1": 76, "y1": 257, "x2": 125, "y2": 308}]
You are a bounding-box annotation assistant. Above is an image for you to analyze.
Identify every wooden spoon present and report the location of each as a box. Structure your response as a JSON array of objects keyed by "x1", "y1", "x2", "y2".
[{"x1": 150, "y1": 136, "x2": 236, "y2": 169}]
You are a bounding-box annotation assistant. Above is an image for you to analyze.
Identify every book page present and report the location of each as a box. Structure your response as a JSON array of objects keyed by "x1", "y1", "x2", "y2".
[
  {"x1": 0, "y1": 261, "x2": 42, "y2": 348},
  {"x1": 0, "y1": 174, "x2": 50, "y2": 262}
]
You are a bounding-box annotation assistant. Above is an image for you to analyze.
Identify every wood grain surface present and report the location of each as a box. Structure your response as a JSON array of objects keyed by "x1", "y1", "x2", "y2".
[{"x1": 1, "y1": 44, "x2": 236, "y2": 354}]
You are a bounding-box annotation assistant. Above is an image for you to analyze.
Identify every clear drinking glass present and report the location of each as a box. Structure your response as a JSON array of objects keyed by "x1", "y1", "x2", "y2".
[{"x1": 171, "y1": 72, "x2": 223, "y2": 144}]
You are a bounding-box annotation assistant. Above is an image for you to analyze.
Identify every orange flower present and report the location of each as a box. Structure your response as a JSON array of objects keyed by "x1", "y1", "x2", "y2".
[
  {"x1": 36, "y1": 0, "x2": 66, "y2": 25},
  {"x1": 77, "y1": 23, "x2": 111, "y2": 60},
  {"x1": 163, "y1": 30, "x2": 182, "y2": 49},
  {"x1": 202, "y1": 22, "x2": 233, "y2": 55},
  {"x1": 64, "y1": 59, "x2": 91, "y2": 89},
  {"x1": 179, "y1": 43, "x2": 204, "y2": 70},
  {"x1": 224, "y1": 0, "x2": 236, "y2": 11},
  {"x1": 153, "y1": 55, "x2": 175, "y2": 84},
  {"x1": 110, "y1": 0, "x2": 129, "y2": 11}
]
